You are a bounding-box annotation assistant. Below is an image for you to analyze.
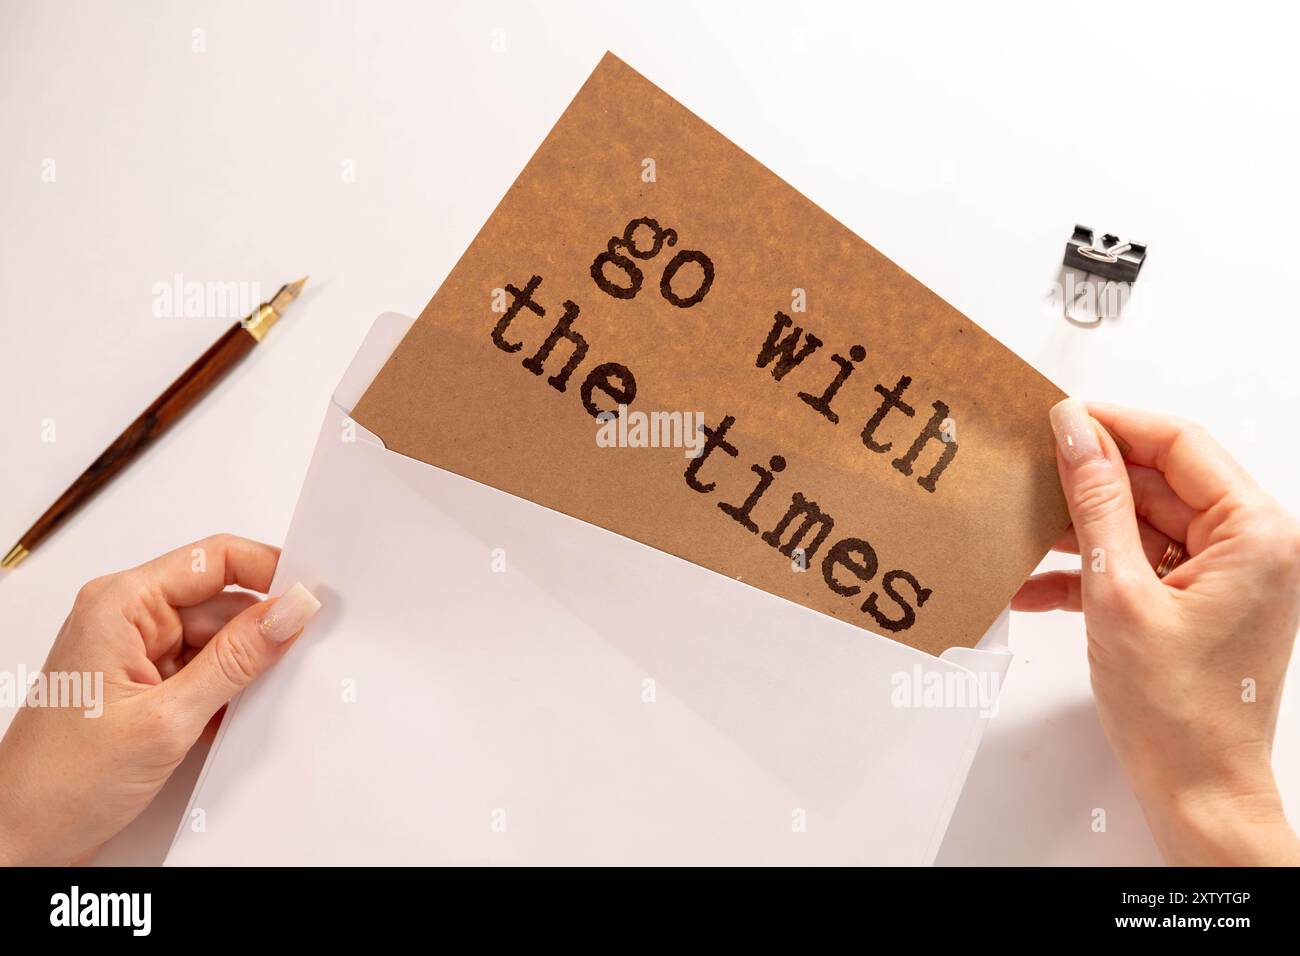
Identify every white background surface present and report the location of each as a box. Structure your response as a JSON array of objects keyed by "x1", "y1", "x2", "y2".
[{"x1": 1, "y1": 0, "x2": 1297, "y2": 865}]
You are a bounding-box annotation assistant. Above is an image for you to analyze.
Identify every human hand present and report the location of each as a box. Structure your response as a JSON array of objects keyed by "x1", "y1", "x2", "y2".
[
  {"x1": 1014, "y1": 400, "x2": 1300, "y2": 865},
  {"x1": 0, "y1": 535, "x2": 320, "y2": 866}
]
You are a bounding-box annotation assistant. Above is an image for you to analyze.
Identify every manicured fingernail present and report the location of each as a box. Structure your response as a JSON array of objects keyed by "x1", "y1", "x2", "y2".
[
  {"x1": 258, "y1": 582, "x2": 321, "y2": 643},
  {"x1": 1049, "y1": 398, "x2": 1104, "y2": 464}
]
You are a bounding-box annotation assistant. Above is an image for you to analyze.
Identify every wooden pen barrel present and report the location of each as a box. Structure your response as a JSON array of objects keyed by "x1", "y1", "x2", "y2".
[{"x1": 17, "y1": 322, "x2": 257, "y2": 553}]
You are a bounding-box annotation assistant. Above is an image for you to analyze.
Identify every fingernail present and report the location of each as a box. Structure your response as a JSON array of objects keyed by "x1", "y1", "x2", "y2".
[
  {"x1": 258, "y1": 582, "x2": 321, "y2": 643},
  {"x1": 1049, "y1": 398, "x2": 1104, "y2": 464}
]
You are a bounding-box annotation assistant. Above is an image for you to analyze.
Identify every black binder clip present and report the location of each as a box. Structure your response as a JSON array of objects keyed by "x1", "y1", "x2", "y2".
[{"x1": 1061, "y1": 225, "x2": 1146, "y2": 328}]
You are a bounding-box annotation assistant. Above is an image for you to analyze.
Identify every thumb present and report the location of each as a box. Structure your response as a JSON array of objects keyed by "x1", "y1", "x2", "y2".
[
  {"x1": 168, "y1": 582, "x2": 321, "y2": 725},
  {"x1": 1049, "y1": 399, "x2": 1148, "y2": 601}
]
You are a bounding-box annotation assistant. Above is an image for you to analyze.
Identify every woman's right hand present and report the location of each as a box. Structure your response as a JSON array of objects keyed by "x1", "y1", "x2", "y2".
[{"x1": 1014, "y1": 399, "x2": 1300, "y2": 865}]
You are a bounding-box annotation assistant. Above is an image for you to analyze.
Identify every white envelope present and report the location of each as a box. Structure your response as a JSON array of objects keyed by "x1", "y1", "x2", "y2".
[{"x1": 166, "y1": 313, "x2": 1012, "y2": 866}]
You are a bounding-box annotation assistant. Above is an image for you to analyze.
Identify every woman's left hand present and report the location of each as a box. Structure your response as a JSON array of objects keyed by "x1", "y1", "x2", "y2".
[{"x1": 0, "y1": 534, "x2": 319, "y2": 866}]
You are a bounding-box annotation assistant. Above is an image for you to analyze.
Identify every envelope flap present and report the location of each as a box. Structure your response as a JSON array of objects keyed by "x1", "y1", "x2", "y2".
[{"x1": 333, "y1": 312, "x2": 418, "y2": 416}]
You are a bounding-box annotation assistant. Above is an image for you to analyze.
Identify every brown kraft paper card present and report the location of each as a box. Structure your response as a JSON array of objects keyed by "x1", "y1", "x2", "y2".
[{"x1": 352, "y1": 52, "x2": 1069, "y2": 656}]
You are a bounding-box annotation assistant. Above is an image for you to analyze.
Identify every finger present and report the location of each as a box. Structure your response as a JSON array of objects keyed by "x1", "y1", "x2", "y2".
[
  {"x1": 154, "y1": 593, "x2": 261, "y2": 681},
  {"x1": 142, "y1": 589, "x2": 261, "y2": 684},
  {"x1": 178, "y1": 591, "x2": 261, "y2": 648},
  {"x1": 164, "y1": 582, "x2": 320, "y2": 727},
  {"x1": 1055, "y1": 464, "x2": 1198, "y2": 548},
  {"x1": 1125, "y1": 463, "x2": 1199, "y2": 544},
  {"x1": 125, "y1": 534, "x2": 280, "y2": 609},
  {"x1": 1012, "y1": 570, "x2": 1081, "y2": 613},
  {"x1": 1085, "y1": 403, "x2": 1253, "y2": 511},
  {"x1": 1049, "y1": 399, "x2": 1153, "y2": 602},
  {"x1": 1052, "y1": 516, "x2": 1174, "y2": 568},
  {"x1": 156, "y1": 655, "x2": 183, "y2": 680},
  {"x1": 1051, "y1": 527, "x2": 1079, "y2": 554}
]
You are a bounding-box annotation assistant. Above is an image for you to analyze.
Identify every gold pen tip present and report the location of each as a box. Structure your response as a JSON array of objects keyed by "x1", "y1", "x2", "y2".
[
  {"x1": 2, "y1": 543, "x2": 29, "y2": 569},
  {"x1": 262, "y1": 275, "x2": 309, "y2": 324},
  {"x1": 248, "y1": 276, "x2": 308, "y2": 341}
]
